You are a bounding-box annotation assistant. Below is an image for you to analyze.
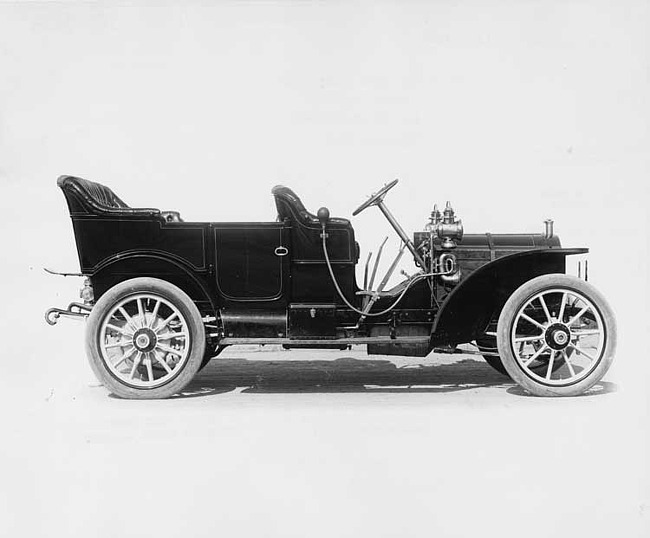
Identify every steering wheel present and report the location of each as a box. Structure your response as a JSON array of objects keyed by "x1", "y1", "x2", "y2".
[{"x1": 352, "y1": 179, "x2": 399, "y2": 216}]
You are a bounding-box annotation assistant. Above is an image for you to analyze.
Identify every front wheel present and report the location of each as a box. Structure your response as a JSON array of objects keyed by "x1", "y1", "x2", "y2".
[
  {"x1": 497, "y1": 274, "x2": 616, "y2": 397},
  {"x1": 475, "y1": 336, "x2": 509, "y2": 377},
  {"x1": 85, "y1": 277, "x2": 206, "y2": 399}
]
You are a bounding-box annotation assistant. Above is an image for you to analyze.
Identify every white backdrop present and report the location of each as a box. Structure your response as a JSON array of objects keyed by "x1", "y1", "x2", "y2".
[
  {"x1": 1, "y1": 1, "x2": 648, "y2": 537},
  {"x1": 1, "y1": 2, "x2": 648, "y2": 288}
]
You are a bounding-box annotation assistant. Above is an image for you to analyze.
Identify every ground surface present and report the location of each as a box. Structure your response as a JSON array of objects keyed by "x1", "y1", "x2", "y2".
[{"x1": 3, "y1": 336, "x2": 648, "y2": 538}]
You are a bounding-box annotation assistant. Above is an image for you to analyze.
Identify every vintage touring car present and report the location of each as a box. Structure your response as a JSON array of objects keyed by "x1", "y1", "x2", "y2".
[{"x1": 46, "y1": 176, "x2": 616, "y2": 399}]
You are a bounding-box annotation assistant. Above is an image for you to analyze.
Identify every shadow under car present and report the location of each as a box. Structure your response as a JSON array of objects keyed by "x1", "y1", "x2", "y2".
[{"x1": 169, "y1": 355, "x2": 617, "y2": 398}]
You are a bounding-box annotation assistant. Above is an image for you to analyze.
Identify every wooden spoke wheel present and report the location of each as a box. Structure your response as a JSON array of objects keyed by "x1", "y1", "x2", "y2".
[
  {"x1": 497, "y1": 275, "x2": 616, "y2": 396},
  {"x1": 85, "y1": 278, "x2": 206, "y2": 399}
]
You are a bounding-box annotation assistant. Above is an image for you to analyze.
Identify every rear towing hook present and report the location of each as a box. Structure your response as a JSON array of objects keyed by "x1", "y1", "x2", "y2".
[
  {"x1": 45, "y1": 302, "x2": 93, "y2": 325},
  {"x1": 43, "y1": 267, "x2": 94, "y2": 325}
]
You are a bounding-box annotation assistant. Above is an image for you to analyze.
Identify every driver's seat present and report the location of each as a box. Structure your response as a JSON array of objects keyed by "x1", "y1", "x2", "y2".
[
  {"x1": 271, "y1": 185, "x2": 351, "y2": 226},
  {"x1": 271, "y1": 185, "x2": 359, "y2": 265}
]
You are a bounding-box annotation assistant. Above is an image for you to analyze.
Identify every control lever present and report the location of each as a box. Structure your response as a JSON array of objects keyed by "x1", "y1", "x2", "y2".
[
  {"x1": 356, "y1": 242, "x2": 407, "y2": 326},
  {"x1": 369, "y1": 237, "x2": 388, "y2": 292},
  {"x1": 363, "y1": 251, "x2": 372, "y2": 291}
]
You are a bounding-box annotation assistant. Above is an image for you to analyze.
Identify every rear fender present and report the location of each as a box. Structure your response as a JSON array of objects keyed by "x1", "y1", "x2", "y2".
[
  {"x1": 430, "y1": 249, "x2": 587, "y2": 346},
  {"x1": 89, "y1": 252, "x2": 216, "y2": 315}
]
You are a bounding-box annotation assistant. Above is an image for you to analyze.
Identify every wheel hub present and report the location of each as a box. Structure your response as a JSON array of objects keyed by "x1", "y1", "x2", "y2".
[
  {"x1": 544, "y1": 323, "x2": 571, "y2": 351},
  {"x1": 133, "y1": 328, "x2": 157, "y2": 352}
]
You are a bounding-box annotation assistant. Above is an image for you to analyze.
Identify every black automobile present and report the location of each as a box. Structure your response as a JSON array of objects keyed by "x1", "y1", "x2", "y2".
[{"x1": 46, "y1": 176, "x2": 616, "y2": 399}]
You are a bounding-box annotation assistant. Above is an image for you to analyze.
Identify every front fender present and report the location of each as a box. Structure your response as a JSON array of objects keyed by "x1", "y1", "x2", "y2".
[{"x1": 430, "y1": 248, "x2": 587, "y2": 346}]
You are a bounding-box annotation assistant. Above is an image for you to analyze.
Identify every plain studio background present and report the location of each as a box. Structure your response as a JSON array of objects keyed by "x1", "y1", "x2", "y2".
[{"x1": 0, "y1": 2, "x2": 648, "y2": 537}]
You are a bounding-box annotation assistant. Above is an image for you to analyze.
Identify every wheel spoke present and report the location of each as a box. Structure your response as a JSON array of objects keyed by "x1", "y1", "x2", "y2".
[
  {"x1": 113, "y1": 346, "x2": 136, "y2": 367},
  {"x1": 137, "y1": 298, "x2": 145, "y2": 327},
  {"x1": 523, "y1": 343, "x2": 548, "y2": 366},
  {"x1": 152, "y1": 351, "x2": 173, "y2": 374},
  {"x1": 106, "y1": 323, "x2": 132, "y2": 336},
  {"x1": 145, "y1": 356, "x2": 154, "y2": 382},
  {"x1": 569, "y1": 344, "x2": 597, "y2": 362},
  {"x1": 156, "y1": 332, "x2": 188, "y2": 341},
  {"x1": 539, "y1": 295, "x2": 552, "y2": 323},
  {"x1": 571, "y1": 329, "x2": 602, "y2": 336},
  {"x1": 514, "y1": 334, "x2": 545, "y2": 343},
  {"x1": 118, "y1": 306, "x2": 138, "y2": 331},
  {"x1": 520, "y1": 313, "x2": 546, "y2": 330},
  {"x1": 130, "y1": 351, "x2": 143, "y2": 379},
  {"x1": 154, "y1": 313, "x2": 178, "y2": 334},
  {"x1": 105, "y1": 339, "x2": 133, "y2": 349},
  {"x1": 157, "y1": 343, "x2": 182, "y2": 356},
  {"x1": 149, "y1": 300, "x2": 161, "y2": 328},
  {"x1": 545, "y1": 350, "x2": 556, "y2": 380},
  {"x1": 557, "y1": 292, "x2": 568, "y2": 322},
  {"x1": 567, "y1": 305, "x2": 589, "y2": 327},
  {"x1": 562, "y1": 350, "x2": 576, "y2": 377}
]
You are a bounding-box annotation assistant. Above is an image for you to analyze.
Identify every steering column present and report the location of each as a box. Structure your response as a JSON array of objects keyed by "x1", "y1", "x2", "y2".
[{"x1": 352, "y1": 179, "x2": 426, "y2": 269}]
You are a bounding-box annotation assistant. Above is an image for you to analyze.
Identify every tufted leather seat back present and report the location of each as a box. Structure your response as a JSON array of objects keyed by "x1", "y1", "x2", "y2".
[
  {"x1": 272, "y1": 185, "x2": 317, "y2": 224},
  {"x1": 271, "y1": 185, "x2": 358, "y2": 264},
  {"x1": 57, "y1": 175, "x2": 159, "y2": 216},
  {"x1": 271, "y1": 185, "x2": 351, "y2": 226},
  {"x1": 76, "y1": 177, "x2": 127, "y2": 208}
]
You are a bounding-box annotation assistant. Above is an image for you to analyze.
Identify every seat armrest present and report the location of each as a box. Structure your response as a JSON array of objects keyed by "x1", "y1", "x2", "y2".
[{"x1": 161, "y1": 211, "x2": 183, "y2": 223}]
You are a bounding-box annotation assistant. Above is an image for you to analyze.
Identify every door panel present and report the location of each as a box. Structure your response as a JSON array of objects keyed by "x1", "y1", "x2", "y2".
[{"x1": 215, "y1": 225, "x2": 287, "y2": 301}]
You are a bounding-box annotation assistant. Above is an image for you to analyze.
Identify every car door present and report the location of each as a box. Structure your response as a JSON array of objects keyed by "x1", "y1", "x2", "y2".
[{"x1": 214, "y1": 223, "x2": 289, "y2": 302}]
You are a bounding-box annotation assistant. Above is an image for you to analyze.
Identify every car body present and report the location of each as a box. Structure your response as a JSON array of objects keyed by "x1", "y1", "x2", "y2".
[{"x1": 47, "y1": 175, "x2": 616, "y2": 398}]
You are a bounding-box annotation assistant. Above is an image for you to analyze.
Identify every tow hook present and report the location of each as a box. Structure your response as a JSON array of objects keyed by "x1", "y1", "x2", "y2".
[
  {"x1": 43, "y1": 268, "x2": 94, "y2": 325},
  {"x1": 45, "y1": 302, "x2": 92, "y2": 325}
]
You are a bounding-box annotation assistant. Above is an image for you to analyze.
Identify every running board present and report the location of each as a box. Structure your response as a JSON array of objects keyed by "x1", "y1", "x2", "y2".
[{"x1": 218, "y1": 336, "x2": 431, "y2": 346}]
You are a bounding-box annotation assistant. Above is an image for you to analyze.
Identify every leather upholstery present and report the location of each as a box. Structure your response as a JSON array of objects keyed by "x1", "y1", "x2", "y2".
[
  {"x1": 271, "y1": 185, "x2": 358, "y2": 263},
  {"x1": 57, "y1": 175, "x2": 160, "y2": 216},
  {"x1": 271, "y1": 185, "x2": 350, "y2": 226}
]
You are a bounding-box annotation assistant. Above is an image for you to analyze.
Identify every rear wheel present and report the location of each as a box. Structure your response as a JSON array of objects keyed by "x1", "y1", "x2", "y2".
[
  {"x1": 85, "y1": 277, "x2": 206, "y2": 399},
  {"x1": 497, "y1": 274, "x2": 616, "y2": 397}
]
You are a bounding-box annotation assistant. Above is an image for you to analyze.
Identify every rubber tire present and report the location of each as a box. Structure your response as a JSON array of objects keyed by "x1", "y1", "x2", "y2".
[
  {"x1": 497, "y1": 274, "x2": 616, "y2": 397},
  {"x1": 85, "y1": 277, "x2": 206, "y2": 399},
  {"x1": 475, "y1": 336, "x2": 510, "y2": 377}
]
